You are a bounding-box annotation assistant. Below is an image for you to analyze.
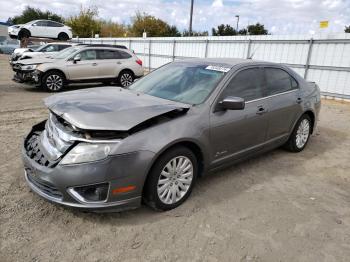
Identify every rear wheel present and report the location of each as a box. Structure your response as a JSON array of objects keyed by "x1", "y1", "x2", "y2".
[
  {"x1": 58, "y1": 32, "x2": 69, "y2": 41},
  {"x1": 143, "y1": 146, "x2": 198, "y2": 211},
  {"x1": 284, "y1": 114, "x2": 312, "y2": 152},
  {"x1": 118, "y1": 70, "x2": 134, "y2": 87},
  {"x1": 42, "y1": 71, "x2": 65, "y2": 92}
]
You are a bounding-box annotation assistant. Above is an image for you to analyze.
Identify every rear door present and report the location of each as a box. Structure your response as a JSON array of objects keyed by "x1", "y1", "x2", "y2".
[
  {"x1": 66, "y1": 49, "x2": 101, "y2": 80},
  {"x1": 209, "y1": 67, "x2": 269, "y2": 166},
  {"x1": 46, "y1": 21, "x2": 63, "y2": 38},
  {"x1": 96, "y1": 49, "x2": 120, "y2": 78},
  {"x1": 263, "y1": 67, "x2": 302, "y2": 142}
]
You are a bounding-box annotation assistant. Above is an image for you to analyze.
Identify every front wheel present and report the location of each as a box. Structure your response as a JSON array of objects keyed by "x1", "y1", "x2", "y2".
[
  {"x1": 143, "y1": 146, "x2": 198, "y2": 211},
  {"x1": 58, "y1": 32, "x2": 69, "y2": 41},
  {"x1": 118, "y1": 70, "x2": 134, "y2": 87},
  {"x1": 284, "y1": 114, "x2": 312, "y2": 152},
  {"x1": 42, "y1": 72, "x2": 65, "y2": 92}
]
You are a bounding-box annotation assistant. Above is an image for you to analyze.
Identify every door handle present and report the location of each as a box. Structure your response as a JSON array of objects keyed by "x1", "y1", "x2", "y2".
[
  {"x1": 117, "y1": 61, "x2": 122, "y2": 65},
  {"x1": 296, "y1": 97, "x2": 302, "y2": 104},
  {"x1": 256, "y1": 106, "x2": 267, "y2": 115},
  {"x1": 92, "y1": 63, "x2": 97, "y2": 66}
]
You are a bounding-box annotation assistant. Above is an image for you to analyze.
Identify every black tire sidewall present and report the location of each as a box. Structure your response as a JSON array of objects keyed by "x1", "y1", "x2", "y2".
[
  {"x1": 144, "y1": 146, "x2": 198, "y2": 211},
  {"x1": 42, "y1": 72, "x2": 65, "y2": 92},
  {"x1": 287, "y1": 114, "x2": 312, "y2": 152},
  {"x1": 118, "y1": 71, "x2": 134, "y2": 87},
  {"x1": 58, "y1": 33, "x2": 69, "y2": 41}
]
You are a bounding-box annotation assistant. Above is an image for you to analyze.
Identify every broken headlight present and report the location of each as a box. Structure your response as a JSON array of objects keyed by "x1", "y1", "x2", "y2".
[{"x1": 60, "y1": 143, "x2": 114, "y2": 165}]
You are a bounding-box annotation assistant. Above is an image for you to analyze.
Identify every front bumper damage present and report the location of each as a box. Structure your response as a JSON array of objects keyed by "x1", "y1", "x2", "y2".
[{"x1": 22, "y1": 117, "x2": 155, "y2": 212}]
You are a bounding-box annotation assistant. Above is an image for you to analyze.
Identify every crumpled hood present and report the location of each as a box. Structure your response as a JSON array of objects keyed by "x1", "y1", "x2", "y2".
[
  {"x1": 44, "y1": 86, "x2": 190, "y2": 131},
  {"x1": 17, "y1": 57, "x2": 54, "y2": 65}
]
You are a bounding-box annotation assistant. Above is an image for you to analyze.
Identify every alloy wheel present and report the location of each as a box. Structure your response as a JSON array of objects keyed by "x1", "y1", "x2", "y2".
[
  {"x1": 157, "y1": 156, "x2": 194, "y2": 205},
  {"x1": 46, "y1": 75, "x2": 63, "y2": 91},
  {"x1": 295, "y1": 119, "x2": 310, "y2": 148},
  {"x1": 120, "y1": 73, "x2": 133, "y2": 87}
]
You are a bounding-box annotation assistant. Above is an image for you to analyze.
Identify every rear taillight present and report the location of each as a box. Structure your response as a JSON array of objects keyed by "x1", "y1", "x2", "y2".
[{"x1": 136, "y1": 59, "x2": 142, "y2": 66}]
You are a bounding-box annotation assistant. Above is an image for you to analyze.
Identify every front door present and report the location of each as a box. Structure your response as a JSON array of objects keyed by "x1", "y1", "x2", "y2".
[
  {"x1": 209, "y1": 67, "x2": 269, "y2": 166},
  {"x1": 66, "y1": 50, "x2": 101, "y2": 80}
]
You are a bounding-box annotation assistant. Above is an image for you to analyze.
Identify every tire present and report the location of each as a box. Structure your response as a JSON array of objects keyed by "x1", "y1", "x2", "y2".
[
  {"x1": 42, "y1": 71, "x2": 65, "y2": 92},
  {"x1": 18, "y1": 29, "x2": 30, "y2": 40},
  {"x1": 118, "y1": 70, "x2": 134, "y2": 87},
  {"x1": 143, "y1": 146, "x2": 198, "y2": 211},
  {"x1": 284, "y1": 114, "x2": 312, "y2": 152},
  {"x1": 58, "y1": 32, "x2": 69, "y2": 41}
]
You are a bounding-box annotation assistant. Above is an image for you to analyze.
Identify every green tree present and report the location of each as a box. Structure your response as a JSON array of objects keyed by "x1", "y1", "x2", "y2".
[
  {"x1": 345, "y1": 26, "x2": 350, "y2": 33},
  {"x1": 246, "y1": 23, "x2": 268, "y2": 35},
  {"x1": 182, "y1": 30, "x2": 208, "y2": 36},
  {"x1": 212, "y1": 24, "x2": 237, "y2": 36},
  {"x1": 66, "y1": 6, "x2": 101, "y2": 38},
  {"x1": 129, "y1": 12, "x2": 180, "y2": 37},
  {"x1": 7, "y1": 6, "x2": 64, "y2": 25},
  {"x1": 100, "y1": 20, "x2": 127, "y2": 37}
]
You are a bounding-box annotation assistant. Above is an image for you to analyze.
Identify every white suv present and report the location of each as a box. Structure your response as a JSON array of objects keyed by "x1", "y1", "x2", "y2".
[
  {"x1": 8, "y1": 20, "x2": 72, "y2": 40},
  {"x1": 10, "y1": 42, "x2": 74, "y2": 65},
  {"x1": 27, "y1": 45, "x2": 144, "y2": 91}
]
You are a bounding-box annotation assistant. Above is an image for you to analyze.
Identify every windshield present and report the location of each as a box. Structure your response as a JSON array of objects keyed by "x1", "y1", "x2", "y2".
[
  {"x1": 52, "y1": 46, "x2": 80, "y2": 59},
  {"x1": 129, "y1": 63, "x2": 228, "y2": 105},
  {"x1": 34, "y1": 44, "x2": 48, "y2": 52}
]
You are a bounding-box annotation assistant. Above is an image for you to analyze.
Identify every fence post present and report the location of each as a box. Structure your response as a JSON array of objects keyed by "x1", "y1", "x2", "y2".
[
  {"x1": 304, "y1": 38, "x2": 314, "y2": 79},
  {"x1": 204, "y1": 39, "x2": 209, "y2": 58},
  {"x1": 246, "y1": 39, "x2": 252, "y2": 59},
  {"x1": 172, "y1": 39, "x2": 176, "y2": 61},
  {"x1": 129, "y1": 39, "x2": 132, "y2": 49},
  {"x1": 148, "y1": 40, "x2": 151, "y2": 71}
]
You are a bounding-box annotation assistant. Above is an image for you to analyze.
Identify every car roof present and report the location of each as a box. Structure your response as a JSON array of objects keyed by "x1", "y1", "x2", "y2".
[{"x1": 175, "y1": 58, "x2": 282, "y2": 68}]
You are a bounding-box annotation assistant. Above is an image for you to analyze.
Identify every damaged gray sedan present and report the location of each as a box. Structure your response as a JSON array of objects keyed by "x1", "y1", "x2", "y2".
[{"x1": 22, "y1": 58, "x2": 321, "y2": 211}]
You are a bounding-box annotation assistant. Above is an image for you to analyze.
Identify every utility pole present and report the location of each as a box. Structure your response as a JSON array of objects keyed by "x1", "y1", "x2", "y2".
[
  {"x1": 235, "y1": 15, "x2": 240, "y2": 32},
  {"x1": 189, "y1": 0, "x2": 194, "y2": 36}
]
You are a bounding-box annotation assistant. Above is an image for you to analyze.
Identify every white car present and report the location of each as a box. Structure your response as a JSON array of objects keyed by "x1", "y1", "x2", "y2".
[
  {"x1": 10, "y1": 43, "x2": 75, "y2": 65},
  {"x1": 8, "y1": 20, "x2": 72, "y2": 41}
]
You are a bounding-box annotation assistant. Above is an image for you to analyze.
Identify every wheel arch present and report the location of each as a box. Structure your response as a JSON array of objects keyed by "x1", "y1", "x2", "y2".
[
  {"x1": 18, "y1": 28, "x2": 31, "y2": 37},
  {"x1": 118, "y1": 68, "x2": 135, "y2": 78},
  {"x1": 43, "y1": 69, "x2": 67, "y2": 81}
]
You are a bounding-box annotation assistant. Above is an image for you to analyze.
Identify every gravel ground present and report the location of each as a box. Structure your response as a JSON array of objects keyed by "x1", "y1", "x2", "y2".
[{"x1": 0, "y1": 54, "x2": 350, "y2": 262}]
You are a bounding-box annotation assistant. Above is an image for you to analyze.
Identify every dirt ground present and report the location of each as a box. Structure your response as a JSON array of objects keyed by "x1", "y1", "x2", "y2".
[{"x1": 0, "y1": 54, "x2": 349, "y2": 262}]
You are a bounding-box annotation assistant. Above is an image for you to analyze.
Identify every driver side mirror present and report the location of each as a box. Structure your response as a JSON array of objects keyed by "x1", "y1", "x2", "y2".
[
  {"x1": 73, "y1": 54, "x2": 81, "y2": 63},
  {"x1": 217, "y1": 96, "x2": 245, "y2": 111}
]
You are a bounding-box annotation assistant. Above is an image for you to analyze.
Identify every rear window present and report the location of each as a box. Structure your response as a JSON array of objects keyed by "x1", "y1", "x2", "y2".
[
  {"x1": 118, "y1": 51, "x2": 132, "y2": 59},
  {"x1": 265, "y1": 68, "x2": 298, "y2": 96},
  {"x1": 98, "y1": 50, "x2": 117, "y2": 59}
]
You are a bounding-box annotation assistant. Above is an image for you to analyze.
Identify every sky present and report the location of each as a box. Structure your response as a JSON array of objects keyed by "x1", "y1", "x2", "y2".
[{"x1": 1, "y1": 0, "x2": 350, "y2": 35}]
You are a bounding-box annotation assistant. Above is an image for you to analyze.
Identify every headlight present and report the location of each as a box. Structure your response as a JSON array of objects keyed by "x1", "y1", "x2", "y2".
[
  {"x1": 21, "y1": 64, "x2": 37, "y2": 71},
  {"x1": 60, "y1": 143, "x2": 114, "y2": 165}
]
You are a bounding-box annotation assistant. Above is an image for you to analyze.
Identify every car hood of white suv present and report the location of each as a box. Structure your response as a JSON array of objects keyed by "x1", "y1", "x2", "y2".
[{"x1": 16, "y1": 57, "x2": 55, "y2": 65}]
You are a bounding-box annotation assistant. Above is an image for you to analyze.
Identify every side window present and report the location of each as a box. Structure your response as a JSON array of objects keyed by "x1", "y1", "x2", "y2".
[
  {"x1": 58, "y1": 45, "x2": 70, "y2": 51},
  {"x1": 118, "y1": 51, "x2": 132, "y2": 59},
  {"x1": 34, "y1": 21, "x2": 47, "y2": 27},
  {"x1": 221, "y1": 68, "x2": 264, "y2": 101},
  {"x1": 47, "y1": 21, "x2": 63, "y2": 27},
  {"x1": 79, "y1": 50, "x2": 97, "y2": 60},
  {"x1": 42, "y1": 45, "x2": 58, "y2": 52},
  {"x1": 265, "y1": 68, "x2": 297, "y2": 96},
  {"x1": 98, "y1": 50, "x2": 117, "y2": 59}
]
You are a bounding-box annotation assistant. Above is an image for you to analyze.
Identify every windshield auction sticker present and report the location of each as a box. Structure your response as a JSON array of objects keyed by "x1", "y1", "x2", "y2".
[{"x1": 205, "y1": 65, "x2": 231, "y2": 73}]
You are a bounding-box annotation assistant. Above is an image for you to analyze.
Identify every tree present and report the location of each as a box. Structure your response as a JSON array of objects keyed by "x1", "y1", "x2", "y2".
[
  {"x1": 7, "y1": 6, "x2": 64, "y2": 25},
  {"x1": 238, "y1": 28, "x2": 248, "y2": 35},
  {"x1": 182, "y1": 30, "x2": 208, "y2": 36},
  {"x1": 129, "y1": 12, "x2": 180, "y2": 37},
  {"x1": 100, "y1": 21, "x2": 127, "y2": 37},
  {"x1": 212, "y1": 24, "x2": 237, "y2": 36},
  {"x1": 246, "y1": 23, "x2": 268, "y2": 35},
  {"x1": 66, "y1": 6, "x2": 101, "y2": 38},
  {"x1": 345, "y1": 26, "x2": 350, "y2": 33}
]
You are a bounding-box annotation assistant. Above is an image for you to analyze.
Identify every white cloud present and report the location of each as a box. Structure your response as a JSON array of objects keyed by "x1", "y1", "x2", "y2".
[
  {"x1": 1, "y1": 0, "x2": 349, "y2": 35},
  {"x1": 212, "y1": 0, "x2": 224, "y2": 8}
]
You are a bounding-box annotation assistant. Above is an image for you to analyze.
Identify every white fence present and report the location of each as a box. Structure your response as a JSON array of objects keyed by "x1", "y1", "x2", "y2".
[{"x1": 79, "y1": 34, "x2": 350, "y2": 99}]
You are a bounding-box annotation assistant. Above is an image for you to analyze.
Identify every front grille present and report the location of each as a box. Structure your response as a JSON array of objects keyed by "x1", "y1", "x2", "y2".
[
  {"x1": 26, "y1": 169, "x2": 63, "y2": 199},
  {"x1": 25, "y1": 131, "x2": 55, "y2": 167}
]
